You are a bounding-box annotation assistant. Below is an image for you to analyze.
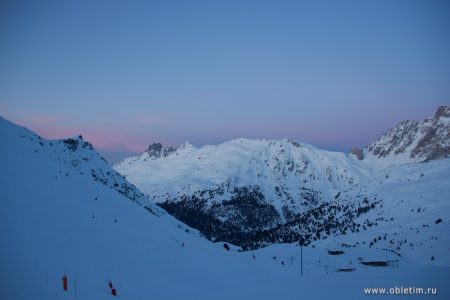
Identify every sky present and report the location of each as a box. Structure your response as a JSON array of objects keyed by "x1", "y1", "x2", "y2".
[{"x1": 1, "y1": 0, "x2": 449, "y2": 163}]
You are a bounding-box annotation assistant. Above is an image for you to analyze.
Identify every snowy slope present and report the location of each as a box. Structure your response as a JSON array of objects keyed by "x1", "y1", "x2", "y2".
[{"x1": 1, "y1": 116, "x2": 450, "y2": 299}]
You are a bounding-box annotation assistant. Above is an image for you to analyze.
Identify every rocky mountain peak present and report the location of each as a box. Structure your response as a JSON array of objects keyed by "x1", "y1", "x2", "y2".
[
  {"x1": 410, "y1": 105, "x2": 450, "y2": 162},
  {"x1": 364, "y1": 105, "x2": 449, "y2": 162},
  {"x1": 434, "y1": 105, "x2": 450, "y2": 119},
  {"x1": 146, "y1": 142, "x2": 176, "y2": 158}
]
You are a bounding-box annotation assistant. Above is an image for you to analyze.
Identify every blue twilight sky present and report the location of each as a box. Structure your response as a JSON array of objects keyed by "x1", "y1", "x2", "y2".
[{"x1": 1, "y1": 0, "x2": 449, "y2": 163}]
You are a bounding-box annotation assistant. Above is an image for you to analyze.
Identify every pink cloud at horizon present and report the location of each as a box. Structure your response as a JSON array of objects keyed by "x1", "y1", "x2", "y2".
[
  {"x1": 1, "y1": 110, "x2": 383, "y2": 156},
  {"x1": 11, "y1": 114, "x2": 172, "y2": 153}
]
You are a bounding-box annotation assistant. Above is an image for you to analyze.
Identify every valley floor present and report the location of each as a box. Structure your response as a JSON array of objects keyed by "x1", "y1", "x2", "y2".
[{"x1": 1, "y1": 236, "x2": 449, "y2": 300}]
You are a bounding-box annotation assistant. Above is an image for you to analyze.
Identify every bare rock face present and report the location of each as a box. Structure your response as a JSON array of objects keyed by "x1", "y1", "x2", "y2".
[
  {"x1": 365, "y1": 106, "x2": 450, "y2": 162},
  {"x1": 435, "y1": 105, "x2": 450, "y2": 119},
  {"x1": 146, "y1": 143, "x2": 176, "y2": 158},
  {"x1": 366, "y1": 120, "x2": 420, "y2": 158},
  {"x1": 350, "y1": 148, "x2": 364, "y2": 160},
  {"x1": 410, "y1": 106, "x2": 450, "y2": 162}
]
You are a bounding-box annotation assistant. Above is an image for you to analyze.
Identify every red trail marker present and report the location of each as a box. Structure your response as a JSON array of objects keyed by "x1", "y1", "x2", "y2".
[{"x1": 62, "y1": 276, "x2": 68, "y2": 291}]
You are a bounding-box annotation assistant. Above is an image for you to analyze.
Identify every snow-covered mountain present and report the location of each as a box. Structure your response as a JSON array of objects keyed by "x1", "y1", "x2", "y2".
[
  {"x1": 115, "y1": 106, "x2": 450, "y2": 252},
  {"x1": 2, "y1": 115, "x2": 450, "y2": 299}
]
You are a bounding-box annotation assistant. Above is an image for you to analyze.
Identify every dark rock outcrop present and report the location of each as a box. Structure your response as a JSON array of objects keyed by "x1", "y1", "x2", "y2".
[
  {"x1": 350, "y1": 148, "x2": 364, "y2": 160},
  {"x1": 146, "y1": 143, "x2": 176, "y2": 158}
]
